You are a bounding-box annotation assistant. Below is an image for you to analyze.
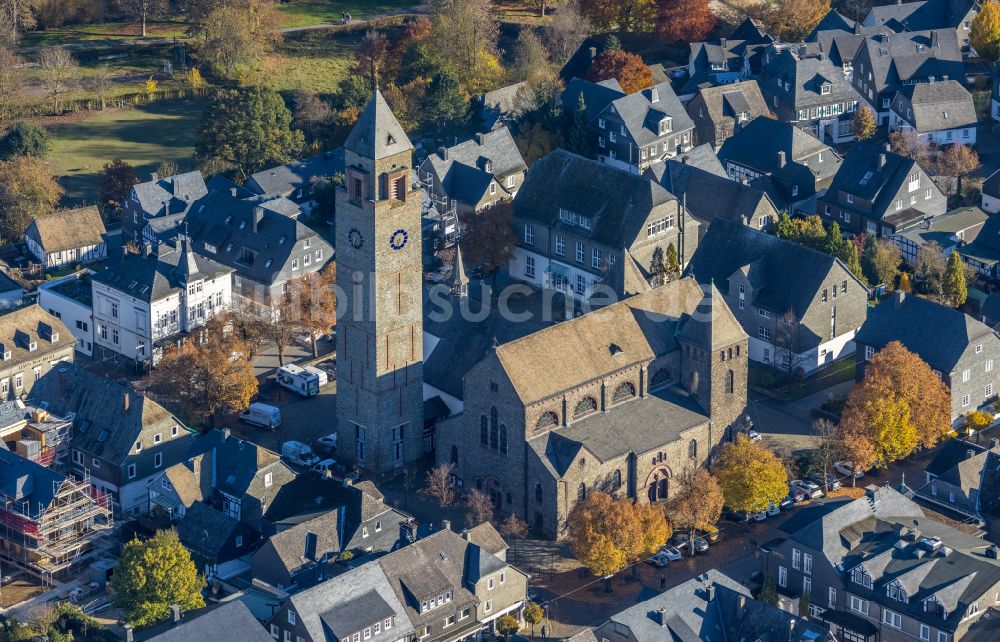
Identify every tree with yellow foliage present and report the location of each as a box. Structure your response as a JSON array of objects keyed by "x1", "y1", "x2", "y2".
[
  {"x1": 568, "y1": 492, "x2": 669, "y2": 578},
  {"x1": 838, "y1": 341, "x2": 951, "y2": 469},
  {"x1": 665, "y1": 468, "x2": 724, "y2": 554},
  {"x1": 187, "y1": 67, "x2": 205, "y2": 89},
  {"x1": 972, "y1": 0, "x2": 1000, "y2": 60},
  {"x1": 713, "y1": 434, "x2": 788, "y2": 513},
  {"x1": 965, "y1": 410, "x2": 993, "y2": 433}
]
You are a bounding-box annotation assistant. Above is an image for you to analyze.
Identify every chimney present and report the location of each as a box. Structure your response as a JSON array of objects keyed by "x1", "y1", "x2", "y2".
[
  {"x1": 475, "y1": 132, "x2": 485, "y2": 146},
  {"x1": 400, "y1": 520, "x2": 417, "y2": 543},
  {"x1": 942, "y1": 74, "x2": 948, "y2": 81},
  {"x1": 706, "y1": 584, "x2": 715, "y2": 602},
  {"x1": 123, "y1": 392, "x2": 130, "y2": 412},
  {"x1": 931, "y1": 30, "x2": 939, "y2": 48},
  {"x1": 304, "y1": 531, "x2": 318, "y2": 561},
  {"x1": 777, "y1": 150, "x2": 786, "y2": 168},
  {"x1": 968, "y1": 449, "x2": 976, "y2": 460},
  {"x1": 879, "y1": 153, "x2": 887, "y2": 169},
  {"x1": 656, "y1": 607, "x2": 668, "y2": 627},
  {"x1": 151, "y1": 172, "x2": 159, "y2": 182},
  {"x1": 462, "y1": 529, "x2": 471, "y2": 541},
  {"x1": 124, "y1": 625, "x2": 134, "y2": 642},
  {"x1": 439, "y1": 146, "x2": 448, "y2": 161},
  {"x1": 589, "y1": 46, "x2": 597, "y2": 59},
  {"x1": 651, "y1": 87, "x2": 659, "y2": 103},
  {"x1": 441, "y1": 519, "x2": 451, "y2": 532},
  {"x1": 720, "y1": 38, "x2": 727, "y2": 49},
  {"x1": 737, "y1": 594, "x2": 746, "y2": 609},
  {"x1": 222, "y1": 427, "x2": 230, "y2": 440},
  {"x1": 894, "y1": 290, "x2": 906, "y2": 307},
  {"x1": 681, "y1": 155, "x2": 689, "y2": 164},
  {"x1": 991, "y1": 438, "x2": 1000, "y2": 449},
  {"x1": 854, "y1": 23, "x2": 862, "y2": 34},
  {"x1": 162, "y1": 199, "x2": 171, "y2": 217},
  {"x1": 252, "y1": 206, "x2": 264, "y2": 233},
  {"x1": 170, "y1": 604, "x2": 182, "y2": 625},
  {"x1": 230, "y1": 187, "x2": 238, "y2": 197}
]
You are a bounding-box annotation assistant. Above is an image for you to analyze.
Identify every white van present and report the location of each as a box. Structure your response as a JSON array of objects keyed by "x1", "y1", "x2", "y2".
[
  {"x1": 303, "y1": 365, "x2": 329, "y2": 387},
  {"x1": 277, "y1": 364, "x2": 320, "y2": 397},
  {"x1": 239, "y1": 403, "x2": 281, "y2": 429},
  {"x1": 282, "y1": 441, "x2": 320, "y2": 467}
]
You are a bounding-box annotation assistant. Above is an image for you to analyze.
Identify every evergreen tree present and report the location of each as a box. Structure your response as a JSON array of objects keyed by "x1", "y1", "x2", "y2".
[
  {"x1": 605, "y1": 34, "x2": 622, "y2": 50},
  {"x1": 824, "y1": 221, "x2": 845, "y2": 257},
  {"x1": 861, "y1": 234, "x2": 879, "y2": 285},
  {"x1": 664, "y1": 242, "x2": 680, "y2": 283},
  {"x1": 773, "y1": 211, "x2": 794, "y2": 239},
  {"x1": 841, "y1": 241, "x2": 868, "y2": 287},
  {"x1": 424, "y1": 70, "x2": 468, "y2": 136},
  {"x1": 649, "y1": 245, "x2": 665, "y2": 286},
  {"x1": 567, "y1": 92, "x2": 592, "y2": 157},
  {"x1": 944, "y1": 250, "x2": 968, "y2": 307}
]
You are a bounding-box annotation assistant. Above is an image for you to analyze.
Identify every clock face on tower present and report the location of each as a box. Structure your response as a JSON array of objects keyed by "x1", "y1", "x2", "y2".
[
  {"x1": 389, "y1": 229, "x2": 409, "y2": 251},
  {"x1": 348, "y1": 228, "x2": 364, "y2": 249}
]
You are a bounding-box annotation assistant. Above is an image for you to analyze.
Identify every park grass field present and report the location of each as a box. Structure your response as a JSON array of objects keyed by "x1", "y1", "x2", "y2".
[
  {"x1": 47, "y1": 100, "x2": 205, "y2": 205},
  {"x1": 275, "y1": 0, "x2": 423, "y2": 27},
  {"x1": 269, "y1": 29, "x2": 362, "y2": 95},
  {"x1": 18, "y1": 21, "x2": 188, "y2": 48}
]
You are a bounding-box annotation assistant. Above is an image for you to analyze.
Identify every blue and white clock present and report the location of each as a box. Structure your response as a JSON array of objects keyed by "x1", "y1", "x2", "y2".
[{"x1": 389, "y1": 229, "x2": 409, "y2": 251}]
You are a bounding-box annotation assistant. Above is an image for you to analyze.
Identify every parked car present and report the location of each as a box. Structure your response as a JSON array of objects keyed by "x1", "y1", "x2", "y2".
[
  {"x1": 766, "y1": 502, "x2": 781, "y2": 517},
  {"x1": 790, "y1": 479, "x2": 823, "y2": 499},
  {"x1": 779, "y1": 496, "x2": 794, "y2": 511},
  {"x1": 834, "y1": 461, "x2": 865, "y2": 479},
  {"x1": 648, "y1": 551, "x2": 672, "y2": 567},
  {"x1": 659, "y1": 546, "x2": 683, "y2": 561},
  {"x1": 751, "y1": 511, "x2": 767, "y2": 522},
  {"x1": 316, "y1": 433, "x2": 338, "y2": 454},
  {"x1": 699, "y1": 527, "x2": 720, "y2": 543},
  {"x1": 691, "y1": 537, "x2": 710, "y2": 553},
  {"x1": 239, "y1": 403, "x2": 281, "y2": 429},
  {"x1": 809, "y1": 472, "x2": 842, "y2": 491},
  {"x1": 748, "y1": 430, "x2": 762, "y2": 442},
  {"x1": 311, "y1": 459, "x2": 347, "y2": 479},
  {"x1": 281, "y1": 441, "x2": 320, "y2": 467},
  {"x1": 672, "y1": 532, "x2": 691, "y2": 546},
  {"x1": 788, "y1": 488, "x2": 807, "y2": 503}
]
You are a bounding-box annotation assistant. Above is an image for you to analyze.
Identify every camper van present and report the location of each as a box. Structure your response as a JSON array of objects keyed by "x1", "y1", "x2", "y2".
[
  {"x1": 239, "y1": 403, "x2": 281, "y2": 429},
  {"x1": 277, "y1": 364, "x2": 320, "y2": 397},
  {"x1": 303, "y1": 365, "x2": 329, "y2": 387}
]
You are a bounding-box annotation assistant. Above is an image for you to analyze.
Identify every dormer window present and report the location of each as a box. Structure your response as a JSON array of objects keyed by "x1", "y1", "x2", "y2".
[
  {"x1": 51, "y1": 332, "x2": 59, "y2": 342},
  {"x1": 484, "y1": 160, "x2": 493, "y2": 173},
  {"x1": 2, "y1": 351, "x2": 9, "y2": 360},
  {"x1": 887, "y1": 581, "x2": 909, "y2": 603},
  {"x1": 28, "y1": 341, "x2": 36, "y2": 352},
  {"x1": 851, "y1": 566, "x2": 873, "y2": 589},
  {"x1": 821, "y1": 83, "x2": 832, "y2": 95},
  {"x1": 659, "y1": 117, "x2": 672, "y2": 135}
]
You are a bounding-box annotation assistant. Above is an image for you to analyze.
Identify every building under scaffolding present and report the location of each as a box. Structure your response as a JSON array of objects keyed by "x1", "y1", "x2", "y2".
[
  {"x1": 0, "y1": 401, "x2": 74, "y2": 472},
  {"x1": 0, "y1": 449, "x2": 113, "y2": 583}
]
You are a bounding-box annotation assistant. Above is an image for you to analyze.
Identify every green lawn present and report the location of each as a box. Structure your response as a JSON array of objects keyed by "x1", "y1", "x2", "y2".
[
  {"x1": 270, "y1": 30, "x2": 362, "y2": 95},
  {"x1": 275, "y1": 0, "x2": 423, "y2": 27},
  {"x1": 47, "y1": 100, "x2": 205, "y2": 205},
  {"x1": 19, "y1": 22, "x2": 188, "y2": 48}
]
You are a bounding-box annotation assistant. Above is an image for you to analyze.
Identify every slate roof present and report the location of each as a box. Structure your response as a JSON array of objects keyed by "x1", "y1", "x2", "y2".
[
  {"x1": 92, "y1": 237, "x2": 232, "y2": 303},
  {"x1": 717, "y1": 116, "x2": 833, "y2": 177},
  {"x1": 687, "y1": 220, "x2": 863, "y2": 319},
  {"x1": 690, "y1": 80, "x2": 769, "y2": 129},
  {"x1": 213, "y1": 436, "x2": 282, "y2": 499},
  {"x1": 807, "y1": 9, "x2": 857, "y2": 39},
  {"x1": 866, "y1": 0, "x2": 976, "y2": 32},
  {"x1": 855, "y1": 291, "x2": 999, "y2": 373},
  {"x1": 761, "y1": 47, "x2": 862, "y2": 112},
  {"x1": 649, "y1": 160, "x2": 777, "y2": 228},
  {"x1": 857, "y1": 30, "x2": 965, "y2": 96},
  {"x1": 984, "y1": 168, "x2": 1000, "y2": 199},
  {"x1": 607, "y1": 81, "x2": 694, "y2": 147},
  {"x1": 141, "y1": 601, "x2": 272, "y2": 642},
  {"x1": 893, "y1": 80, "x2": 976, "y2": 132},
  {"x1": 131, "y1": 171, "x2": 208, "y2": 219},
  {"x1": 894, "y1": 206, "x2": 987, "y2": 249},
  {"x1": 177, "y1": 501, "x2": 246, "y2": 558},
  {"x1": 562, "y1": 77, "x2": 626, "y2": 121},
  {"x1": 826, "y1": 142, "x2": 923, "y2": 216},
  {"x1": 286, "y1": 561, "x2": 414, "y2": 642},
  {"x1": 481, "y1": 81, "x2": 531, "y2": 130},
  {"x1": 264, "y1": 509, "x2": 342, "y2": 574},
  {"x1": 463, "y1": 522, "x2": 507, "y2": 557},
  {"x1": 26, "y1": 206, "x2": 106, "y2": 253},
  {"x1": 925, "y1": 438, "x2": 990, "y2": 481},
  {"x1": 345, "y1": 90, "x2": 412, "y2": 159},
  {"x1": 422, "y1": 128, "x2": 526, "y2": 204},
  {"x1": 0, "y1": 305, "x2": 74, "y2": 369},
  {"x1": 0, "y1": 449, "x2": 65, "y2": 519},
  {"x1": 513, "y1": 149, "x2": 676, "y2": 249},
  {"x1": 494, "y1": 277, "x2": 745, "y2": 405},
  {"x1": 29, "y1": 362, "x2": 191, "y2": 469},
  {"x1": 246, "y1": 150, "x2": 345, "y2": 198}
]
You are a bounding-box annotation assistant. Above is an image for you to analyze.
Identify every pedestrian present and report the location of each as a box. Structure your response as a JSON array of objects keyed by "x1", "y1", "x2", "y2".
[
  {"x1": 660, "y1": 575, "x2": 666, "y2": 590},
  {"x1": 541, "y1": 625, "x2": 547, "y2": 639}
]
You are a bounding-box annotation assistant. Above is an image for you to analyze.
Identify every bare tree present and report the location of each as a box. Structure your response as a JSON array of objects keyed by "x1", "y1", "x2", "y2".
[
  {"x1": 465, "y1": 489, "x2": 494, "y2": 526},
  {"x1": 543, "y1": 0, "x2": 589, "y2": 64},
  {"x1": 116, "y1": 0, "x2": 167, "y2": 37},
  {"x1": 294, "y1": 89, "x2": 332, "y2": 144},
  {"x1": 811, "y1": 418, "x2": 842, "y2": 491},
  {"x1": 422, "y1": 463, "x2": 457, "y2": 508},
  {"x1": 0, "y1": 0, "x2": 37, "y2": 46},
  {"x1": 89, "y1": 63, "x2": 116, "y2": 110},
  {"x1": 0, "y1": 45, "x2": 22, "y2": 120},
  {"x1": 37, "y1": 47, "x2": 79, "y2": 113},
  {"x1": 499, "y1": 513, "x2": 528, "y2": 564},
  {"x1": 772, "y1": 309, "x2": 805, "y2": 375}
]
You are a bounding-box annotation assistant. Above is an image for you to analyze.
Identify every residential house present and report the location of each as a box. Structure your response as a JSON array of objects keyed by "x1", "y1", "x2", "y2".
[
  {"x1": 510, "y1": 149, "x2": 699, "y2": 300},
  {"x1": 851, "y1": 30, "x2": 965, "y2": 124},
  {"x1": 177, "y1": 501, "x2": 261, "y2": 580},
  {"x1": 887, "y1": 206, "x2": 988, "y2": 263},
  {"x1": 418, "y1": 128, "x2": 527, "y2": 218},
  {"x1": 918, "y1": 437, "x2": 1000, "y2": 522},
  {"x1": 564, "y1": 79, "x2": 695, "y2": 173},
  {"x1": 760, "y1": 43, "x2": 863, "y2": 143},
  {"x1": 981, "y1": 169, "x2": 1000, "y2": 214},
  {"x1": 818, "y1": 142, "x2": 947, "y2": 236},
  {"x1": 762, "y1": 485, "x2": 1000, "y2": 642},
  {"x1": 91, "y1": 236, "x2": 233, "y2": 365},
  {"x1": 29, "y1": 362, "x2": 199, "y2": 517},
  {"x1": 122, "y1": 171, "x2": 208, "y2": 243},
  {"x1": 25, "y1": 206, "x2": 107, "y2": 269},
  {"x1": 37, "y1": 270, "x2": 95, "y2": 357},
  {"x1": 855, "y1": 291, "x2": 1000, "y2": 422},
  {"x1": 646, "y1": 152, "x2": 780, "y2": 235},
  {"x1": 138, "y1": 601, "x2": 273, "y2": 642},
  {"x1": 479, "y1": 81, "x2": 530, "y2": 131},
  {"x1": 717, "y1": 116, "x2": 841, "y2": 205},
  {"x1": 245, "y1": 150, "x2": 345, "y2": 209},
  {"x1": 863, "y1": 0, "x2": 978, "y2": 52},
  {"x1": 251, "y1": 481, "x2": 413, "y2": 591},
  {"x1": 683, "y1": 19, "x2": 775, "y2": 98},
  {"x1": 889, "y1": 80, "x2": 977, "y2": 144},
  {"x1": 0, "y1": 271, "x2": 24, "y2": 310},
  {"x1": 147, "y1": 429, "x2": 296, "y2": 531},
  {"x1": 685, "y1": 80, "x2": 770, "y2": 149},
  {"x1": 265, "y1": 525, "x2": 526, "y2": 642},
  {"x1": 435, "y1": 277, "x2": 748, "y2": 537},
  {"x1": 687, "y1": 220, "x2": 869, "y2": 372},
  {"x1": 0, "y1": 449, "x2": 112, "y2": 579},
  {"x1": 592, "y1": 569, "x2": 831, "y2": 642},
  {"x1": 958, "y1": 213, "x2": 1000, "y2": 281},
  {"x1": 0, "y1": 305, "x2": 75, "y2": 400}
]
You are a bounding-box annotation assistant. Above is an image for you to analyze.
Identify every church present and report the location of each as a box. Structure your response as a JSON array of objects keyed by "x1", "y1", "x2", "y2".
[{"x1": 435, "y1": 278, "x2": 749, "y2": 538}]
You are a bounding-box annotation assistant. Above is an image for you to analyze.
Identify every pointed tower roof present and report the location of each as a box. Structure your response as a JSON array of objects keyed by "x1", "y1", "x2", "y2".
[
  {"x1": 449, "y1": 242, "x2": 470, "y2": 294},
  {"x1": 345, "y1": 90, "x2": 413, "y2": 159},
  {"x1": 675, "y1": 282, "x2": 747, "y2": 349},
  {"x1": 179, "y1": 234, "x2": 199, "y2": 279}
]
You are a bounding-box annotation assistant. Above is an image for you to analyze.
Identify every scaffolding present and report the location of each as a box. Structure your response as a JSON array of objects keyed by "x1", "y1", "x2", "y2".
[{"x1": 0, "y1": 470, "x2": 113, "y2": 583}]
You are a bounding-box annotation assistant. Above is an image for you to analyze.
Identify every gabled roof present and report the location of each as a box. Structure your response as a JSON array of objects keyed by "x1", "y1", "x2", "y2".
[
  {"x1": 893, "y1": 80, "x2": 976, "y2": 132},
  {"x1": 131, "y1": 171, "x2": 208, "y2": 218},
  {"x1": 423, "y1": 128, "x2": 527, "y2": 205},
  {"x1": 463, "y1": 522, "x2": 507, "y2": 557},
  {"x1": 807, "y1": 9, "x2": 857, "y2": 39},
  {"x1": 826, "y1": 142, "x2": 923, "y2": 214},
  {"x1": 345, "y1": 90, "x2": 412, "y2": 159},
  {"x1": 865, "y1": 0, "x2": 975, "y2": 32},
  {"x1": 264, "y1": 509, "x2": 342, "y2": 574},
  {"x1": 0, "y1": 449, "x2": 65, "y2": 518},
  {"x1": 27, "y1": 206, "x2": 106, "y2": 253},
  {"x1": 649, "y1": 159, "x2": 777, "y2": 228},
  {"x1": 691, "y1": 80, "x2": 769, "y2": 125},
  {"x1": 717, "y1": 116, "x2": 831, "y2": 175},
  {"x1": 0, "y1": 305, "x2": 74, "y2": 370},
  {"x1": 481, "y1": 81, "x2": 531, "y2": 130},
  {"x1": 513, "y1": 149, "x2": 675, "y2": 249},
  {"x1": 177, "y1": 501, "x2": 251, "y2": 558},
  {"x1": 562, "y1": 77, "x2": 624, "y2": 121},
  {"x1": 246, "y1": 150, "x2": 345, "y2": 197},
  {"x1": 605, "y1": 81, "x2": 694, "y2": 146},
  {"x1": 855, "y1": 291, "x2": 999, "y2": 373},
  {"x1": 142, "y1": 601, "x2": 272, "y2": 642},
  {"x1": 762, "y1": 47, "x2": 862, "y2": 111},
  {"x1": 856, "y1": 30, "x2": 964, "y2": 95}
]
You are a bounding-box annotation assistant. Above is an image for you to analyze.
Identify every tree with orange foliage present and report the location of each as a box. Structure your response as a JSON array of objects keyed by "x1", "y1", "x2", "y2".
[
  {"x1": 282, "y1": 263, "x2": 337, "y2": 358},
  {"x1": 656, "y1": 0, "x2": 716, "y2": 44},
  {"x1": 586, "y1": 49, "x2": 652, "y2": 94},
  {"x1": 839, "y1": 341, "x2": 951, "y2": 470},
  {"x1": 568, "y1": 492, "x2": 669, "y2": 577}
]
